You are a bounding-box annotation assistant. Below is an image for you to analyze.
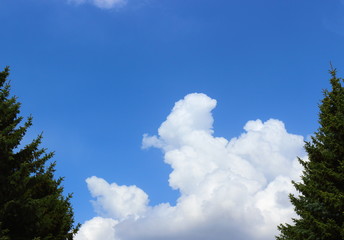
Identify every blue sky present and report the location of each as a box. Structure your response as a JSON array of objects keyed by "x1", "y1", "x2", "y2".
[{"x1": 1, "y1": 0, "x2": 344, "y2": 239}]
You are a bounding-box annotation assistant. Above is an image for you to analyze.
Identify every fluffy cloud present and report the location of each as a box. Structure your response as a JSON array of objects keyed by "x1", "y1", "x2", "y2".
[
  {"x1": 75, "y1": 93, "x2": 306, "y2": 240},
  {"x1": 68, "y1": 0, "x2": 126, "y2": 9},
  {"x1": 75, "y1": 217, "x2": 118, "y2": 240},
  {"x1": 86, "y1": 176, "x2": 149, "y2": 220}
]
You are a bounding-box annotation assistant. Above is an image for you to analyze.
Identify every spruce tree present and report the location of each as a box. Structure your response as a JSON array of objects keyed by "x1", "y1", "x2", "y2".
[
  {"x1": 0, "y1": 67, "x2": 79, "y2": 240},
  {"x1": 276, "y1": 67, "x2": 344, "y2": 240}
]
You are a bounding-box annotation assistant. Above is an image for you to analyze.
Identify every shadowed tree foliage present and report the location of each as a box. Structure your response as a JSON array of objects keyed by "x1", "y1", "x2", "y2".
[
  {"x1": 276, "y1": 68, "x2": 344, "y2": 240},
  {"x1": 0, "y1": 67, "x2": 79, "y2": 240}
]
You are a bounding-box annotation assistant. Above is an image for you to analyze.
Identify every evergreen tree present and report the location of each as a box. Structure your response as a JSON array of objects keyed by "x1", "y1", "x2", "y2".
[
  {"x1": 276, "y1": 67, "x2": 344, "y2": 240},
  {"x1": 0, "y1": 67, "x2": 79, "y2": 240}
]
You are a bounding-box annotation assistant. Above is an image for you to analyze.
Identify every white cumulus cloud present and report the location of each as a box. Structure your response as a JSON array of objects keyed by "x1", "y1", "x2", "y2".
[
  {"x1": 86, "y1": 176, "x2": 149, "y2": 220},
  {"x1": 76, "y1": 93, "x2": 306, "y2": 240},
  {"x1": 75, "y1": 217, "x2": 118, "y2": 240},
  {"x1": 68, "y1": 0, "x2": 126, "y2": 9}
]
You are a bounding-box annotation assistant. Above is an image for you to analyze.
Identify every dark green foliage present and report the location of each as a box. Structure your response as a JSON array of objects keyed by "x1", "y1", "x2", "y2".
[
  {"x1": 0, "y1": 67, "x2": 79, "y2": 240},
  {"x1": 276, "y1": 68, "x2": 344, "y2": 240}
]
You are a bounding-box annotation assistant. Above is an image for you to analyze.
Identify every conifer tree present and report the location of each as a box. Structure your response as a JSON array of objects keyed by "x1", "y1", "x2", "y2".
[
  {"x1": 276, "y1": 67, "x2": 344, "y2": 240},
  {"x1": 0, "y1": 67, "x2": 79, "y2": 240}
]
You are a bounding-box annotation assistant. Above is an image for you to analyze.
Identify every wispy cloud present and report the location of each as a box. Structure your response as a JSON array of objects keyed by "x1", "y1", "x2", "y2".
[
  {"x1": 68, "y1": 0, "x2": 126, "y2": 9},
  {"x1": 75, "y1": 93, "x2": 306, "y2": 240}
]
